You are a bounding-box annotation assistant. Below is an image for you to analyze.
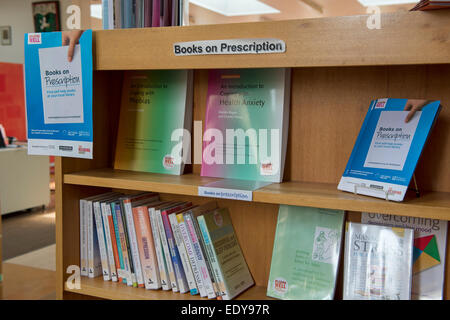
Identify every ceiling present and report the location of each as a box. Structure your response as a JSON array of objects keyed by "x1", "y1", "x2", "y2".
[{"x1": 189, "y1": 0, "x2": 418, "y2": 25}]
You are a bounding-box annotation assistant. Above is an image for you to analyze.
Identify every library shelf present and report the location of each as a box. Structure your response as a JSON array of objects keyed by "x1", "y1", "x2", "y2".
[
  {"x1": 64, "y1": 168, "x2": 450, "y2": 221},
  {"x1": 65, "y1": 278, "x2": 271, "y2": 300},
  {"x1": 56, "y1": 10, "x2": 450, "y2": 300}
]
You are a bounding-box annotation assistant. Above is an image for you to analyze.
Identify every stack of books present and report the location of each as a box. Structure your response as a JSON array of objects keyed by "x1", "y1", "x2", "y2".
[{"x1": 79, "y1": 192, "x2": 254, "y2": 300}]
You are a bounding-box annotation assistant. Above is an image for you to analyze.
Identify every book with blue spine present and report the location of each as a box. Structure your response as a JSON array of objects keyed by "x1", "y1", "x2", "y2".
[
  {"x1": 161, "y1": 205, "x2": 192, "y2": 294},
  {"x1": 110, "y1": 201, "x2": 126, "y2": 283},
  {"x1": 338, "y1": 98, "x2": 441, "y2": 201}
]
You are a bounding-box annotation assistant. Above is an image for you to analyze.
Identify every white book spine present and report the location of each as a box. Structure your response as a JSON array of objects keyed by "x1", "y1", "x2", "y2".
[
  {"x1": 155, "y1": 209, "x2": 179, "y2": 292},
  {"x1": 93, "y1": 202, "x2": 111, "y2": 280},
  {"x1": 102, "y1": 202, "x2": 118, "y2": 282},
  {"x1": 80, "y1": 199, "x2": 88, "y2": 277},
  {"x1": 87, "y1": 200, "x2": 94, "y2": 277},
  {"x1": 168, "y1": 213, "x2": 198, "y2": 295},
  {"x1": 124, "y1": 202, "x2": 145, "y2": 287},
  {"x1": 184, "y1": 213, "x2": 216, "y2": 299},
  {"x1": 148, "y1": 208, "x2": 170, "y2": 290},
  {"x1": 178, "y1": 216, "x2": 206, "y2": 297},
  {"x1": 197, "y1": 215, "x2": 228, "y2": 299}
]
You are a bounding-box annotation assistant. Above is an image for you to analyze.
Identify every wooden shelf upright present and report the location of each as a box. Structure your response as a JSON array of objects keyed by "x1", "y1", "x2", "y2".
[{"x1": 56, "y1": 11, "x2": 450, "y2": 300}]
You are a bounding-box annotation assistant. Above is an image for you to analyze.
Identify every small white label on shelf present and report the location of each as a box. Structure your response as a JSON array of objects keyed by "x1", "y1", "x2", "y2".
[
  {"x1": 173, "y1": 38, "x2": 286, "y2": 56},
  {"x1": 198, "y1": 186, "x2": 253, "y2": 201}
]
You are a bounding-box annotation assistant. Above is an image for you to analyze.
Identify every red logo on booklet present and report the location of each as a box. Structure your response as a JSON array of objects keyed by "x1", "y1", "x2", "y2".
[
  {"x1": 78, "y1": 146, "x2": 91, "y2": 154},
  {"x1": 28, "y1": 33, "x2": 41, "y2": 44}
]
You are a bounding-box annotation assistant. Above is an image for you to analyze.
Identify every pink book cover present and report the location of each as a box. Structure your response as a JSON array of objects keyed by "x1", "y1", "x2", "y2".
[{"x1": 152, "y1": 0, "x2": 160, "y2": 27}]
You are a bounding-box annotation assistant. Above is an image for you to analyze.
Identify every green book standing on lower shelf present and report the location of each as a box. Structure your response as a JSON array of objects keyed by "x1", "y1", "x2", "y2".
[
  {"x1": 267, "y1": 205, "x2": 345, "y2": 300},
  {"x1": 114, "y1": 69, "x2": 193, "y2": 174}
]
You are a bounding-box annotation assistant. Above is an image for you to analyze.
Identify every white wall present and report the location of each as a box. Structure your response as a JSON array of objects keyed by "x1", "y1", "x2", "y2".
[{"x1": 0, "y1": 0, "x2": 71, "y2": 64}]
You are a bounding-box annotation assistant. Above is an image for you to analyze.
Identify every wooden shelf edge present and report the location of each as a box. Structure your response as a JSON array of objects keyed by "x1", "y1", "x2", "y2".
[
  {"x1": 65, "y1": 277, "x2": 271, "y2": 300},
  {"x1": 64, "y1": 168, "x2": 450, "y2": 220},
  {"x1": 93, "y1": 11, "x2": 450, "y2": 70}
]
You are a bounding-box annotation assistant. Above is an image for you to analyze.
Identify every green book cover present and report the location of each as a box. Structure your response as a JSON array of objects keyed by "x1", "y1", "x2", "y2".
[
  {"x1": 267, "y1": 205, "x2": 345, "y2": 300},
  {"x1": 114, "y1": 70, "x2": 193, "y2": 174},
  {"x1": 201, "y1": 207, "x2": 255, "y2": 300}
]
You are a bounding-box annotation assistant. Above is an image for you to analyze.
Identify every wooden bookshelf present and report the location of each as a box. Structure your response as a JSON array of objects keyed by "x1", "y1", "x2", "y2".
[
  {"x1": 56, "y1": 11, "x2": 450, "y2": 300},
  {"x1": 64, "y1": 168, "x2": 450, "y2": 221},
  {"x1": 65, "y1": 277, "x2": 271, "y2": 300}
]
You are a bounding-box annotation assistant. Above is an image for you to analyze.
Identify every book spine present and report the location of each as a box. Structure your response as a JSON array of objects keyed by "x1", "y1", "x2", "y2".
[
  {"x1": 87, "y1": 200, "x2": 94, "y2": 277},
  {"x1": 102, "y1": 0, "x2": 110, "y2": 30},
  {"x1": 91, "y1": 204, "x2": 103, "y2": 278},
  {"x1": 168, "y1": 213, "x2": 198, "y2": 295},
  {"x1": 161, "y1": 211, "x2": 189, "y2": 293},
  {"x1": 184, "y1": 213, "x2": 216, "y2": 299},
  {"x1": 93, "y1": 201, "x2": 111, "y2": 280},
  {"x1": 123, "y1": 0, "x2": 136, "y2": 28},
  {"x1": 101, "y1": 202, "x2": 118, "y2": 282},
  {"x1": 197, "y1": 215, "x2": 228, "y2": 299},
  {"x1": 148, "y1": 208, "x2": 170, "y2": 290},
  {"x1": 114, "y1": 0, "x2": 122, "y2": 28},
  {"x1": 188, "y1": 212, "x2": 219, "y2": 299},
  {"x1": 177, "y1": 213, "x2": 206, "y2": 297},
  {"x1": 155, "y1": 210, "x2": 179, "y2": 292},
  {"x1": 133, "y1": 206, "x2": 162, "y2": 289},
  {"x1": 124, "y1": 201, "x2": 145, "y2": 288},
  {"x1": 144, "y1": 0, "x2": 152, "y2": 27},
  {"x1": 80, "y1": 199, "x2": 88, "y2": 276},
  {"x1": 171, "y1": 0, "x2": 178, "y2": 26},
  {"x1": 110, "y1": 203, "x2": 125, "y2": 283},
  {"x1": 115, "y1": 203, "x2": 134, "y2": 286},
  {"x1": 152, "y1": 0, "x2": 160, "y2": 27}
]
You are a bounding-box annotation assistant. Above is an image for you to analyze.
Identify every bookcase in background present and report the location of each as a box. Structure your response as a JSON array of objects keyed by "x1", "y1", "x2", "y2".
[{"x1": 56, "y1": 11, "x2": 450, "y2": 300}]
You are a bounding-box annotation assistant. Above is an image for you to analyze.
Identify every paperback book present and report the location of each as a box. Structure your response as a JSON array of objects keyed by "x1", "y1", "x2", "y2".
[
  {"x1": 201, "y1": 68, "x2": 291, "y2": 183},
  {"x1": 343, "y1": 222, "x2": 414, "y2": 300},
  {"x1": 197, "y1": 207, "x2": 255, "y2": 300},
  {"x1": 361, "y1": 212, "x2": 448, "y2": 300},
  {"x1": 338, "y1": 98, "x2": 441, "y2": 201},
  {"x1": 114, "y1": 69, "x2": 193, "y2": 174},
  {"x1": 267, "y1": 205, "x2": 345, "y2": 300}
]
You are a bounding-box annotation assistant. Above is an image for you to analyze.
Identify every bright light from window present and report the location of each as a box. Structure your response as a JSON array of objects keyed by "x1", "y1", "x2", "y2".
[
  {"x1": 90, "y1": 4, "x2": 102, "y2": 19},
  {"x1": 358, "y1": 0, "x2": 419, "y2": 6},
  {"x1": 190, "y1": 0, "x2": 280, "y2": 16}
]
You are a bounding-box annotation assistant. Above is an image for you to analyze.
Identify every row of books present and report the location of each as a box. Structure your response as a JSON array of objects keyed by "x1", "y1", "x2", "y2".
[
  {"x1": 80, "y1": 191, "x2": 254, "y2": 299},
  {"x1": 268, "y1": 205, "x2": 448, "y2": 300},
  {"x1": 102, "y1": 0, "x2": 187, "y2": 29},
  {"x1": 114, "y1": 67, "x2": 441, "y2": 203}
]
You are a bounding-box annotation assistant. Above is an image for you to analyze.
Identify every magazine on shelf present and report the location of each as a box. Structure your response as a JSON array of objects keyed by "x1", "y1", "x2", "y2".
[{"x1": 361, "y1": 212, "x2": 448, "y2": 300}]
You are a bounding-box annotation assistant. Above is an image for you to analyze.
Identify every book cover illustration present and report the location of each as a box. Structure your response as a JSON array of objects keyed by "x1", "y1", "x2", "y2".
[
  {"x1": 338, "y1": 98, "x2": 441, "y2": 201},
  {"x1": 267, "y1": 205, "x2": 345, "y2": 300},
  {"x1": 201, "y1": 68, "x2": 291, "y2": 183},
  {"x1": 361, "y1": 212, "x2": 448, "y2": 300},
  {"x1": 114, "y1": 69, "x2": 193, "y2": 174},
  {"x1": 343, "y1": 222, "x2": 414, "y2": 300},
  {"x1": 24, "y1": 30, "x2": 93, "y2": 158}
]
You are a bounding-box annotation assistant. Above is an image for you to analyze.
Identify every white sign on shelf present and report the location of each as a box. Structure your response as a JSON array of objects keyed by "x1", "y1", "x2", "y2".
[{"x1": 174, "y1": 38, "x2": 286, "y2": 56}]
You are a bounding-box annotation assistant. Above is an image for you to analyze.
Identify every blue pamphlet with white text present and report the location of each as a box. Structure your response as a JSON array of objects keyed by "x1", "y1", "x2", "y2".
[
  {"x1": 338, "y1": 98, "x2": 441, "y2": 201},
  {"x1": 24, "y1": 30, "x2": 93, "y2": 158}
]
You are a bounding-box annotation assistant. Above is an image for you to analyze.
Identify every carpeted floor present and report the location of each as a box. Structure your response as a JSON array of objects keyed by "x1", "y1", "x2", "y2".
[{"x1": 2, "y1": 191, "x2": 55, "y2": 260}]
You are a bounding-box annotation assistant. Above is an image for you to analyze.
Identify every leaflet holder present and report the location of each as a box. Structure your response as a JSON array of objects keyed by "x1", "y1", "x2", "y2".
[
  {"x1": 353, "y1": 183, "x2": 391, "y2": 201},
  {"x1": 352, "y1": 174, "x2": 420, "y2": 201}
]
